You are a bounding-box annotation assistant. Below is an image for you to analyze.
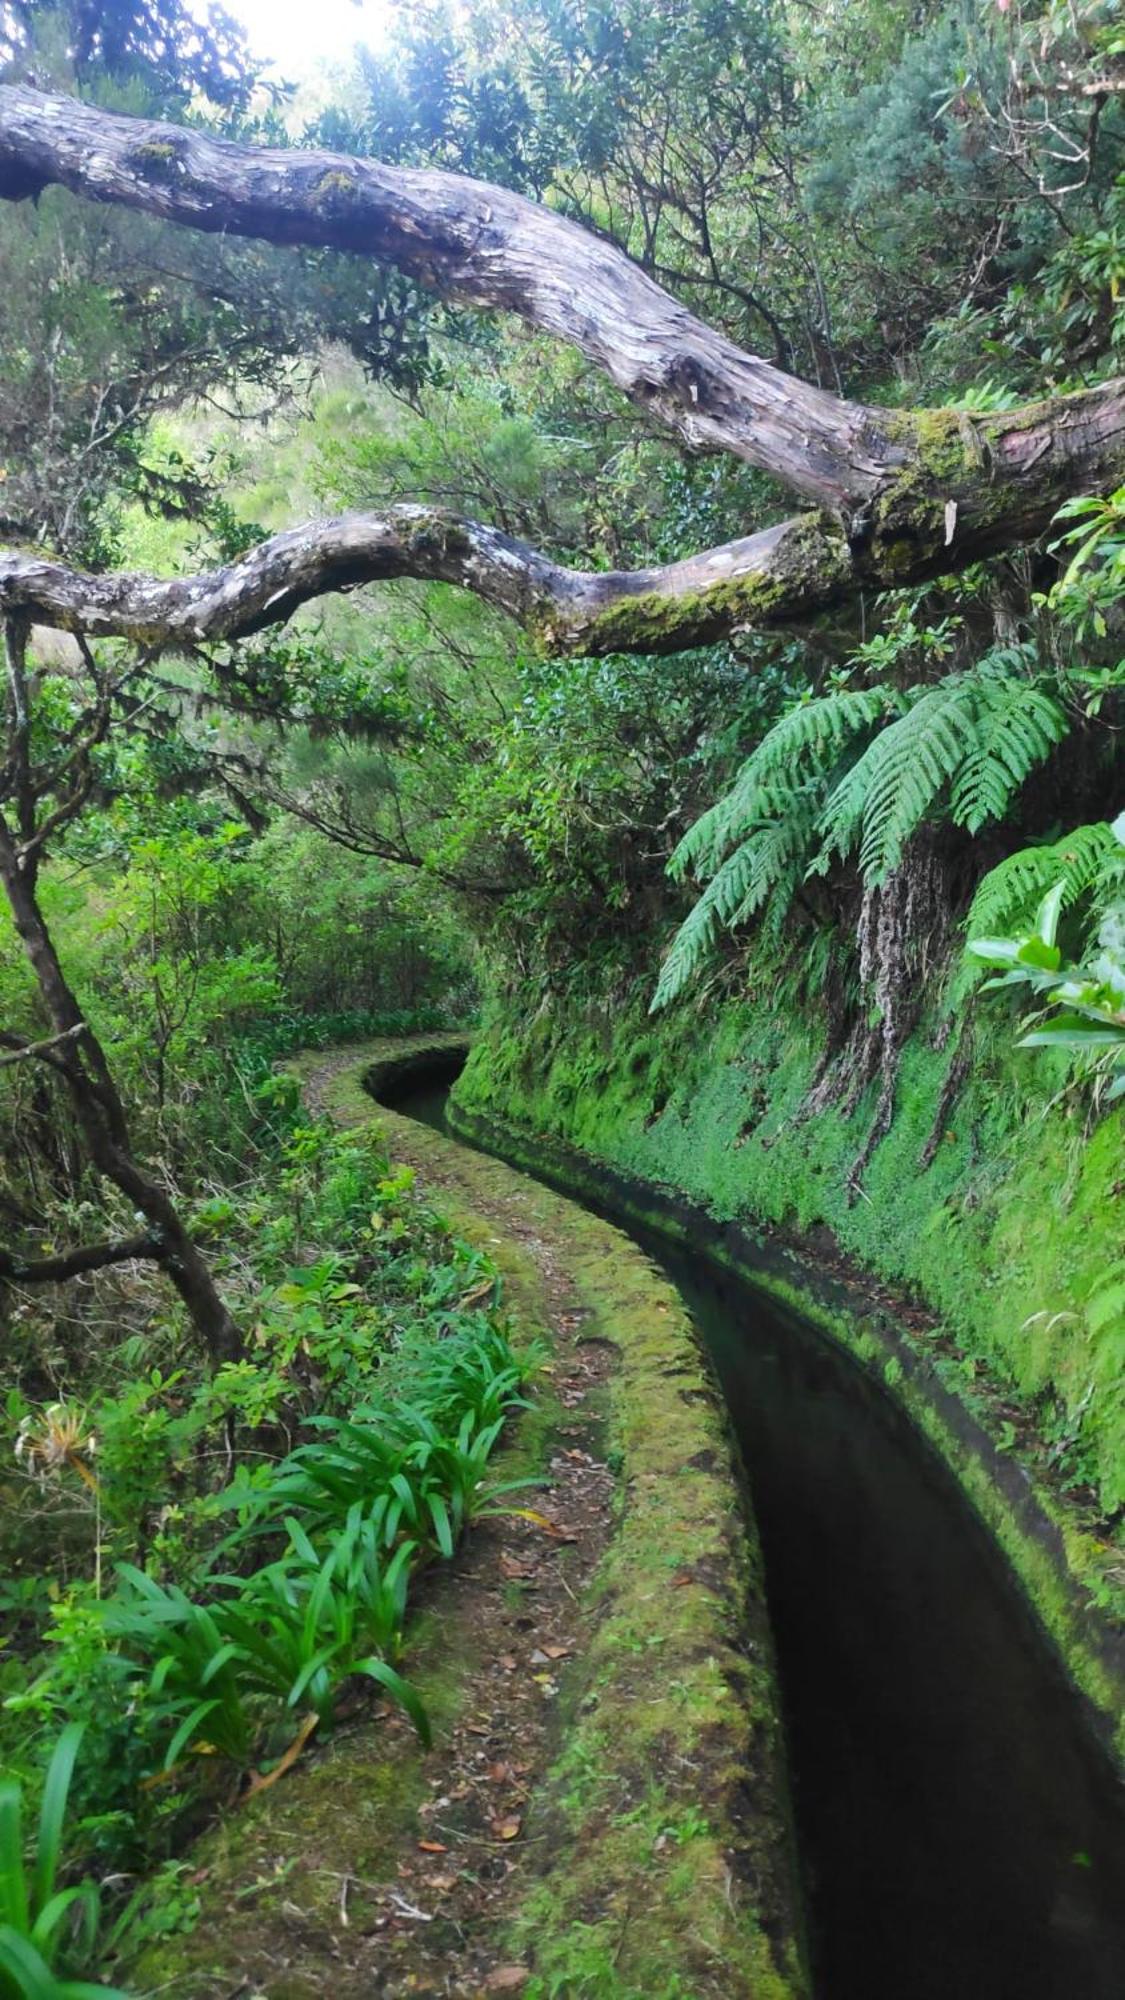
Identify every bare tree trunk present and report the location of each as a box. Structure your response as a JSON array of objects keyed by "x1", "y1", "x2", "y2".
[{"x1": 0, "y1": 816, "x2": 242, "y2": 1365}]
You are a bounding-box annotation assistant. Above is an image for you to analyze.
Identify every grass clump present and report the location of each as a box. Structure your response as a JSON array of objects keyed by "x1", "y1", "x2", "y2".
[{"x1": 1, "y1": 1099, "x2": 535, "y2": 1990}]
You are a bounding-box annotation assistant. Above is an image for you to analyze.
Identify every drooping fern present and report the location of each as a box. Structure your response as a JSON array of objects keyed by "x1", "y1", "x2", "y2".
[
  {"x1": 669, "y1": 686, "x2": 897, "y2": 882},
  {"x1": 815, "y1": 657, "x2": 1067, "y2": 883},
  {"x1": 965, "y1": 819, "x2": 1124, "y2": 941},
  {"x1": 655, "y1": 652, "x2": 1074, "y2": 1010},
  {"x1": 653, "y1": 785, "x2": 822, "y2": 1008}
]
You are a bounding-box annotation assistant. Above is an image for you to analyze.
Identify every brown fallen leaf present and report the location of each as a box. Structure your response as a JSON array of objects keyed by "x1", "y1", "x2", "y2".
[
  {"x1": 491, "y1": 1816, "x2": 523, "y2": 1842},
  {"x1": 486, "y1": 1761, "x2": 512, "y2": 1783},
  {"x1": 498, "y1": 1653, "x2": 519, "y2": 1671},
  {"x1": 458, "y1": 1278, "x2": 495, "y2": 1310},
  {"x1": 418, "y1": 1840, "x2": 447, "y2": 1854},
  {"x1": 541, "y1": 1642, "x2": 571, "y2": 1660},
  {"x1": 486, "y1": 1970, "x2": 530, "y2": 1993},
  {"x1": 508, "y1": 1508, "x2": 579, "y2": 1541}
]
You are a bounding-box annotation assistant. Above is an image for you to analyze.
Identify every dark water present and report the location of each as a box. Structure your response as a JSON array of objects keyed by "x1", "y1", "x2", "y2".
[{"x1": 383, "y1": 1062, "x2": 1125, "y2": 2000}]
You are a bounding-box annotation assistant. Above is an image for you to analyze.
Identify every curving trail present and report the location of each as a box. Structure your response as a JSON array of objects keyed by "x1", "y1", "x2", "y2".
[{"x1": 134, "y1": 1037, "x2": 801, "y2": 2000}]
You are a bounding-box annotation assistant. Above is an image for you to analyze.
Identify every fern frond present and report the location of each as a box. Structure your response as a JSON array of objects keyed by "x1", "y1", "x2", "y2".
[
  {"x1": 672, "y1": 779, "x2": 805, "y2": 882},
  {"x1": 653, "y1": 790, "x2": 820, "y2": 1009},
  {"x1": 949, "y1": 678, "x2": 1067, "y2": 833},
  {"x1": 814, "y1": 678, "x2": 974, "y2": 880},
  {"x1": 965, "y1": 821, "x2": 1122, "y2": 940},
  {"x1": 1086, "y1": 1263, "x2": 1125, "y2": 1337},
  {"x1": 814, "y1": 663, "x2": 1069, "y2": 884},
  {"x1": 670, "y1": 686, "x2": 896, "y2": 881}
]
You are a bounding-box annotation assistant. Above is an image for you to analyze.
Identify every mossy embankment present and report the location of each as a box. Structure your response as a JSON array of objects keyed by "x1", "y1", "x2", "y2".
[
  {"x1": 132, "y1": 1037, "x2": 803, "y2": 2000},
  {"x1": 451, "y1": 993, "x2": 1125, "y2": 1758}
]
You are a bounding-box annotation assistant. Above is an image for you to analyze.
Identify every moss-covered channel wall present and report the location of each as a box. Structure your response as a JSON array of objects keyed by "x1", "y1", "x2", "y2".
[
  {"x1": 136, "y1": 1038, "x2": 804, "y2": 1999},
  {"x1": 451, "y1": 998, "x2": 1125, "y2": 1762},
  {"x1": 337, "y1": 1041, "x2": 805, "y2": 1996}
]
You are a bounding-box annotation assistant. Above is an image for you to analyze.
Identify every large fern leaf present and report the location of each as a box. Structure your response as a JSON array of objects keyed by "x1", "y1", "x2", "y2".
[
  {"x1": 949, "y1": 675, "x2": 1068, "y2": 833},
  {"x1": 657, "y1": 656, "x2": 1076, "y2": 1010},
  {"x1": 965, "y1": 821, "x2": 1123, "y2": 939},
  {"x1": 815, "y1": 663, "x2": 1067, "y2": 884},
  {"x1": 653, "y1": 789, "x2": 820, "y2": 1009},
  {"x1": 670, "y1": 686, "x2": 896, "y2": 881}
]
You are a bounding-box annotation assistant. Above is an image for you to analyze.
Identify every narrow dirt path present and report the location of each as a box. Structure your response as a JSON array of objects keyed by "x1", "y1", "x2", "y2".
[{"x1": 134, "y1": 1041, "x2": 800, "y2": 2000}]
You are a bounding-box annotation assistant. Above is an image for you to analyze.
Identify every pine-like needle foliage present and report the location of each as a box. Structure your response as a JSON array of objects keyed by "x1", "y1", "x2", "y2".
[{"x1": 654, "y1": 654, "x2": 1069, "y2": 1009}]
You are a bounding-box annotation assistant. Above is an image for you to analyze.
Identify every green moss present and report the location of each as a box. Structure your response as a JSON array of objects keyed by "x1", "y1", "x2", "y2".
[
  {"x1": 556, "y1": 514, "x2": 851, "y2": 656},
  {"x1": 352, "y1": 1056, "x2": 805, "y2": 1996},
  {"x1": 452, "y1": 991, "x2": 1125, "y2": 1757},
  {"x1": 132, "y1": 1040, "x2": 804, "y2": 1997},
  {"x1": 130, "y1": 1681, "x2": 448, "y2": 1996},
  {"x1": 126, "y1": 139, "x2": 185, "y2": 181},
  {"x1": 310, "y1": 168, "x2": 361, "y2": 207}
]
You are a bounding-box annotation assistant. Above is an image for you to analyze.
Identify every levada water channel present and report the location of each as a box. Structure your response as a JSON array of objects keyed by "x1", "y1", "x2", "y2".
[{"x1": 375, "y1": 1049, "x2": 1125, "y2": 2000}]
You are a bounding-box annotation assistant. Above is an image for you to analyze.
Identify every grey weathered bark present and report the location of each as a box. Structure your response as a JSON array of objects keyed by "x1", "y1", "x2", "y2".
[
  {"x1": 2, "y1": 83, "x2": 1125, "y2": 615},
  {"x1": 0, "y1": 507, "x2": 853, "y2": 654},
  {"x1": 0, "y1": 84, "x2": 891, "y2": 508},
  {"x1": 2, "y1": 385, "x2": 1125, "y2": 661}
]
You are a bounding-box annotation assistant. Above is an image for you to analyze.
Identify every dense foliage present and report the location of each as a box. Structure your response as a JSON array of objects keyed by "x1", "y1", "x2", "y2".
[{"x1": 1, "y1": 0, "x2": 1123, "y2": 1988}]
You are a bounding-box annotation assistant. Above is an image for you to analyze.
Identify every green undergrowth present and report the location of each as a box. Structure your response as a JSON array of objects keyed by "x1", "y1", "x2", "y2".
[
  {"x1": 285, "y1": 1045, "x2": 805, "y2": 1997},
  {"x1": 455, "y1": 990, "x2": 1124, "y2": 1510},
  {"x1": 2, "y1": 1079, "x2": 527, "y2": 1991},
  {"x1": 453, "y1": 990, "x2": 1125, "y2": 1731}
]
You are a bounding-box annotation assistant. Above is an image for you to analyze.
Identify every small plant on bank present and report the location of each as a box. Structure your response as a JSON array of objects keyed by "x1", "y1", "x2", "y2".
[
  {"x1": 0, "y1": 1724, "x2": 126, "y2": 1999},
  {"x1": 966, "y1": 813, "x2": 1125, "y2": 1103},
  {"x1": 3, "y1": 1113, "x2": 534, "y2": 1912}
]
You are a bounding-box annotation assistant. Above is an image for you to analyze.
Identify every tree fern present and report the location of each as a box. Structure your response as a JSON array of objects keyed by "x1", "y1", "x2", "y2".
[
  {"x1": 656, "y1": 655, "x2": 1074, "y2": 1010},
  {"x1": 653, "y1": 787, "x2": 820, "y2": 1009},
  {"x1": 949, "y1": 675, "x2": 1069, "y2": 834},
  {"x1": 670, "y1": 686, "x2": 896, "y2": 881},
  {"x1": 965, "y1": 820, "x2": 1124, "y2": 941},
  {"x1": 815, "y1": 661, "x2": 1067, "y2": 884}
]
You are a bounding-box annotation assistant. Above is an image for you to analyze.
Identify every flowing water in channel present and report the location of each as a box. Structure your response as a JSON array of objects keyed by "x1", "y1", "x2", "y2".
[{"x1": 379, "y1": 1059, "x2": 1125, "y2": 2000}]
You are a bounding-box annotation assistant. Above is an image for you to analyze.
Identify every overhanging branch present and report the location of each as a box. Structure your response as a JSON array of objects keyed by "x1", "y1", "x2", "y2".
[
  {"x1": 0, "y1": 84, "x2": 902, "y2": 509},
  {"x1": 0, "y1": 507, "x2": 854, "y2": 655},
  {"x1": 4, "y1": 91, "x2": 1125, "y2": 632}
]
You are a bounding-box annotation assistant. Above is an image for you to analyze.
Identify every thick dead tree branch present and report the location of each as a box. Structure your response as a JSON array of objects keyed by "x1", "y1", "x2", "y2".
[
  {"x1": 0, "y1": 85, "x2": 890, "y2": 508},
  {"x1": 4, "y1": 386, "x2": 1125, "y2": 661},
  {"x1": 3, "y1": 87, "x2": 1125, "y2": 606}
]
